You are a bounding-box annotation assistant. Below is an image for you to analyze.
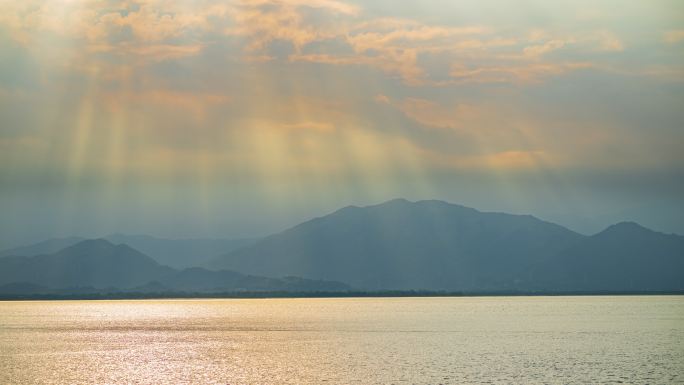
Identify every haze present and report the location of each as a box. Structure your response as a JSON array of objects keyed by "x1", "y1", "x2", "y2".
[{"x1": 1, "y1": 0, "x2": 683, "y2": 248}]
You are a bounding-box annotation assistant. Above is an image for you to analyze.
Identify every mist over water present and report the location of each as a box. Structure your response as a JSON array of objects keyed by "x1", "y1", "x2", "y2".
[{"x1": 1, "y1": 296, "x2": 682, "y2": 384}]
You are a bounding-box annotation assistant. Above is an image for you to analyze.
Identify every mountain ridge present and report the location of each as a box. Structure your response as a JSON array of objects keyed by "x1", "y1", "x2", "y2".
[
  {"x1": 0, "y1": 239, "x2": 350, "y2": 294},
  {"x1": 210, "y1": 199, "x2": 684, "y2": 291},
  {"x1": 0, "y1": 234, "x2": 257, "y2": 269},
  {"x1": 2, "y1": 199, "x2": 682, "y2": 294}
]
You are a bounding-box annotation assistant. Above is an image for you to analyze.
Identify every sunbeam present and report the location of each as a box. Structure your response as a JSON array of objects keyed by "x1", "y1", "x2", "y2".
[{"x1": 0, "y1": 0, "x2": 682, "y2": 242}]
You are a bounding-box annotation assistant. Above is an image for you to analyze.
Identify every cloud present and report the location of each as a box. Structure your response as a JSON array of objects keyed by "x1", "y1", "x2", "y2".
[
  {"x1": 216, "y1": 1, "x2": 622, "y2": 86},
  {"x1": 0, "y1": 1, "x2": 649, "y2": 88},
  {"x1": 347, "y1": 20, "x2": 488, "y2": 51},
  {"x1": 374, "y1": 94, "x2": 391, "y2": 105},
  {"x1": 280, "y1": 14, "x2": 622, "y2": 85},
  {"x1": 289, "y1": 51, "x2": 425, "y2": 84},
  {"x1": 591, "y1": 30, "x2": 624, "y2": 52},
  {"x1": 279, "y1": 121, "x2": 335, "y2": 132},
  {"x1": 523, "y1": 39, "x2": 566, "y2": 58},
  {"x1": 225, "y1": 0, "x2": 359, "y2": 52},
  {"x1": 91, "y1": 43, "x2": 206, "y2": 61},
  {"x1": 416, "y1": 148, "x2": 551, "y2": 171},
  {"x1": 664, "y1": 30, "x2": 684, "y2": 44},
  {"x1": 243, "y1": 0, "x2": 360, "y2": 15},
  {"x1": 449, "y1": 62, "x2": 593, "y2": 84},
  {"x1": 521, "y1": 31, "x2": 622, "y2": 59},
  {"x1": 397, "y1": 98, "x2": 482, "y2": 130},
  {"x1": 1, "y1": 1, "x2": 681, "y2": 173},
  {"x1": 0, "y1": 1, "x2": 224, "y2": 66}
]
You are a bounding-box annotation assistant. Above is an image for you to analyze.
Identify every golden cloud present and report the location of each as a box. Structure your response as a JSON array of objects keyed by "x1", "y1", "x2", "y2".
[
  {"x1": 664, "y1": 30, "x2": 684, "y2": 44},
  {"x1": 0, "y1": 1, "x2": 640, "y2": 87},
  {"x1": 449, "y1": 62, "x2": 593, "y2": 85}
]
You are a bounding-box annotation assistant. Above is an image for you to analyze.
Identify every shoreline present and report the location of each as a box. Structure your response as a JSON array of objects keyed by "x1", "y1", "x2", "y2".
[{"x1": 1, "y1": 290, "x2": 683, "y2": 301}]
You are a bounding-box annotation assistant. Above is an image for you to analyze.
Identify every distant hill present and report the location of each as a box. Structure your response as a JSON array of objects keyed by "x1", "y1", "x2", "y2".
[
  {"x1": 0, "y1": 239, "x2": 350, "y2": 294},
  {"x1": 0, "y1": 236, "x2": 86, "y2": 258},
  {"x1": 103, "y1": 234, "x2": 257, "y2": 269},
  {"x1": 210, "y1": 199, "x2": 684, "y2": 292},
  {"x1": 0, "y1": 239, "x2": 176, "y2": 289},
  {"x1": 538, "y1": 222, "x2": 684, "y2": 291},
  {"x1": 3, "y1": 199, "x2": 682, "y2": 295},
  {"x1": 0, "y1": 235, "x2": 257, "y2": 269}
]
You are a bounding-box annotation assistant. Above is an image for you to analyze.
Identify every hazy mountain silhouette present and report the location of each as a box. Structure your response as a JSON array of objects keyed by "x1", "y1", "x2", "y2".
[
  {"x1": 210, "y1": 199, "x2": 583, "y2": 290},
  {"x1": 0, "y1": 239, "x2": 175, "y2": 289},
  {"x1": 210, "y1": 199, "x2": 684, "y2": 291},
  {"x1": 103, "y1": 234, "x2": 257, "y2": 269},
  {"x1": 0, "y1": 236, "x2": 86, "y2": 258},
  {"x1": 0, "y1": 234, "x2": 257, "y2": 269},
  {"x1": 537, "y1": 222, "x2": 684, "y2": 291},
  {"x1": 0, "y1": 239, "x2": 349, "y2": 294},
  {"x1": 3, "y1": 199, "x2": 682, "y2": 295}
]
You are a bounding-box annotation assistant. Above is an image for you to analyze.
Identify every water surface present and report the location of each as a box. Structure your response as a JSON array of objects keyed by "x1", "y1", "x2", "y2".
[{"x1": 1, "y1": 296, "x2": 683, "y2": 384}]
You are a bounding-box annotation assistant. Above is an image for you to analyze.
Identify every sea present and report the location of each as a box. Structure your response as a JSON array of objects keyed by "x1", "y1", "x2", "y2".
[{"x1": 1, "y1": 296, "x2": 682, "y2": 384}]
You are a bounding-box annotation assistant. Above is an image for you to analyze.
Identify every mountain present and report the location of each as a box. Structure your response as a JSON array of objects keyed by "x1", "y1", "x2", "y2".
[
  {"x1": 3, "y1": 199, "x2": 682, "y2": 295},
  {"x1": 0, "y1": 235, "x2": 257, "y2": 269},
  {"x1": 210, "y1": 199, "x2": 583, "y2": 290},
  {"x1": 538, "y1": 222, "x2": 684, "y2": 291},
  {"x1": 0, "y1": 239, "x2": 350, "y2": 294},
  {"x1": 103, "y1": 234, "x2": 257, "y2": 269},
  {"x1": 0, "y1": 239, "x2": 176, "y2": 289},
  {"x1": 210, "y1": 199, "x2": 684, "y2": 292},
  {"x1": 0, "y1": 236, "x2": 86, "y2": 258}
]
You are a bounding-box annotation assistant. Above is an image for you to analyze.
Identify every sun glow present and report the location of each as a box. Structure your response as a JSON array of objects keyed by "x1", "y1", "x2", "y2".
[{"x1": 0, "y1": 0, "x2": 682, "y2": 241}]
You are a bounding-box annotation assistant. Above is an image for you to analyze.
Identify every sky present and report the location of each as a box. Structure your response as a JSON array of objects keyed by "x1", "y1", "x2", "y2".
[{"x1": 0, "y1": 0, "x2": 683, "y2": 247}]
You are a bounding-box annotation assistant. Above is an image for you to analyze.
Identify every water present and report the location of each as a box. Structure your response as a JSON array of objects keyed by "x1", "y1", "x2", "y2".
[{"x1": 1, "y1": 296, "x2": 682, "y2": 384}]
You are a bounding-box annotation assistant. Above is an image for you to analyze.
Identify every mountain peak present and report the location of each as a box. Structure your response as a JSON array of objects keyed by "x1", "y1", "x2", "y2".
[
  {"x1": 62, "y1": 238, "x2": 116, "y2": 252},
  {"x1": 358, "y1": 198, "x2": 412, "y2": 210},
  {"x1": 374, "y1": 198, "x2": 476, "y2": 211},
  {"x1": 599, "y1": 221, "x2": 651, "y2": 236},
  {"x1": 415, "y1": 199, "x2": 477, "y2": 211},
  {"x1": 0, "y1": 238, "x2": 175, "y2": 290},
  {"x1": 382, "y1": 198, "x2": 412, "y2": 205},
  {"x1": 211, "y1": 198, "x2": 589, "y2": 290}
]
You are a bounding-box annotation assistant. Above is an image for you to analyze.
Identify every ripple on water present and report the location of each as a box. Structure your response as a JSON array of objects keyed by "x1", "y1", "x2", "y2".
[{"x1": 0, "y1": 296, "x2": 683, "y2": 384}]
